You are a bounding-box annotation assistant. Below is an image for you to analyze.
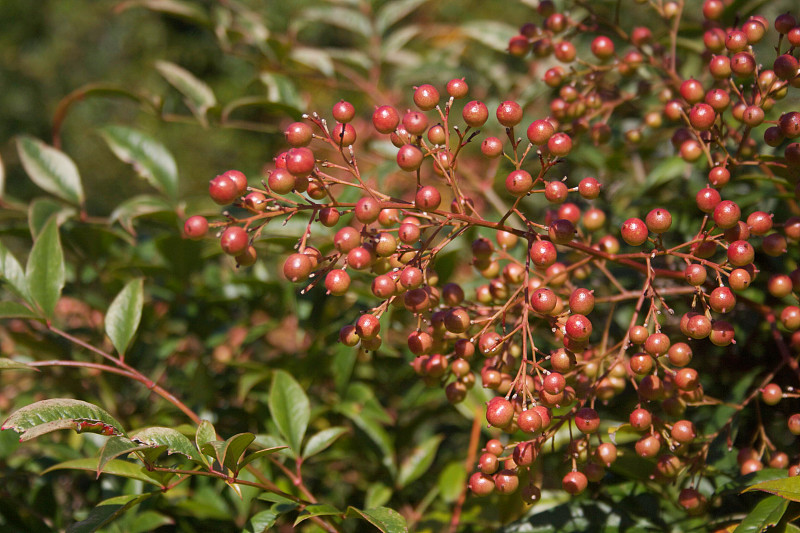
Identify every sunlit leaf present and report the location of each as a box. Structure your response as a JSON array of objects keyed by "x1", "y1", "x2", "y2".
[
  {"x1": 2, "y1": 398, "x2": 125, "y2": 441},
  {"x1": 105, "y1": 278, "x2": 144, "y2": 356},
  {"x1": 66, "y1": 492, "x2": 155, "y2": 533},
  {"x1": 16, "y1": 135, "x2": 84, "y2": 205},
  {"x1": 397, "y1": 434, "x2": 442, "y2": 489},
  {"x1": 375, "y1": 0, "x2": 427, "y2": 34},
  {"x1": 129, "y1": 426, "x2": 202, "y2": 462},
  {"x1": 0, "y1": 357, "x2": 38, "y2": 371},
  {"x1": 294, "y1": 503, "x2": 342, "y2": 526},
  {"x1": 302, "y1": 426, "x2": 348, "y2": 459},
  {"x1": 100, "y1": 126, "x2": 178, "y2": 199},
  {"x1": 268, "y1": 370, "x2": 310, "y2": 457},
  {"x1": 43, "y1": 458, "x2": 166, "y2": 487},
  {"x1": 346, "y1": 506, "x2": 408, "y2": 533},
  {"x1": 732, "y1": 495, "x2": 788, "y2": 533},
  {"x1": 745, "y1": 476, "x2": 800, "y2": 502},
  {"x1": 155, "y1": 60, "x2": 217, "y2": 125},
  {"x1": 25, "y1": 217, "x2": 64, "y2": 318}
]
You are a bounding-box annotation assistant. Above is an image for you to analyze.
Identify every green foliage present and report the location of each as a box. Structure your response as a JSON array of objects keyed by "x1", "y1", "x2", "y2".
[{"x1": 2, "y1": 0, "x2": 800, "y2": 532}]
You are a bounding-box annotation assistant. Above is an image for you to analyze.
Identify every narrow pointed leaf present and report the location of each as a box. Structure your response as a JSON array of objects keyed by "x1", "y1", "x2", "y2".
[
  {"x1": 237, "y1": 446, "x2": 288, "y2": 470},
  {"x1": 66, "y1": 493, "x2": 155, "y2": 533},
  {"x1": 0, "y1": 150, "x2": 4, "y2": 198},
  {"x1": 375, "y1": 0, "x2": 427, "y2": 34},
  {"x1": 16, "y1": 135, "x2": 84, "y2": 205},
  {"x1": 221, "y1": 432, "x2": 255, "y2": 474},
  {"x1": 397, "y1": 434, "x2": 442, "y2": 489},
  {"x1": 0, "y1": 302, "x2": 40, "y2": 319},
  {"x1": 98, "y1": 436, "x2": 152, "y2": 476},
  {"x1": 155, "y1": 61, "x2": 216, "y2": 124},
  {"x1": 129, "y1": 426, "x2": 202, "y2": 462},
  {"x1": 268, "y1": 370, "x2": 309, "y2": 457},
  {"x1": 338, "y1": 403, "x2": 396, "y2": 477},
  {"x1": 201, "y1": 440, "x2": 227, "y2": 466},
  {"x1": 733, "y1": 495, "x2": 789, "y2": 533},
  {"x1": 2, "y1": 398, "x2": 125, "y2": 438},
  {"x1": 243, "y1": 509, "x2": 279, "y2": 533},
  {"x1": 43, "y1": 458, "x2": 166, "y2": 487},
  {"x1": 29, "y1": 197, "x2": 76, "y2": 239},
  {"x1": 114, "y1": 0, "x2": 209, "y2": 25},
  {"x1": 100, "y1": 126, "x2": 178, "y2": 199},
  {"x1": 196, "y1": 420, "x2": 216, "y2": 466},
  {"x1": 0, "y1": 242, "x2": 33, "y2": 304},
  {"x1": 346, "y1": 506, "x2": 408, "y2": 533},
  {"x1": 745, "y1": 476, "x2": 800, "y2": 502},
  {"x1": 25, "y1": 217, "x2": 65, "y2": 318},
  {"x1": 109, "y1": 194, "x2": 173, "y2": 234},
  {"x1": 302, "y1": 427, "x2": 348, "y2": 459},
  {"x1": 294, "y1": 503, "x2": 341, "y2": 526},
  {"x1": 105, "y1": 278, "x2": 144, "y2": 356},
  {"x1": 438, "y1": 461, "x2": 467, "y2": 503},
  {"x1": 0, "y1": 357, "x2": 38, "y2": 371}
]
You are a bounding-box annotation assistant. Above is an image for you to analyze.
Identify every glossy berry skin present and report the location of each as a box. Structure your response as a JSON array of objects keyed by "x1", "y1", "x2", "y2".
[
  {"x1": 220, "y1": 226, "x2": 248, "y2": 255},
  {"x1": 645, "y1": 208, "x2": 672, "y2": 234},
  {"x1": 285, "y1": 147, "x2": 315, "y2": 176},
  {"x1": 486, "y1": 397, "x2": 514, "y2": 428},
  {"x1": 209, "y1": 175, "x2": 240, "y2": 205},
  {"x1": 565, "y1": 314, "x2": 592, "y2": 342},
  {"x1": 413, "y1": 84, "x2": 440, "y2": 111},
  {"x1": 696, "y1": 187, "x2": 721, "y2": 213},
  {"x1": 469, "y1": 472, "x2": 495, "y2": 496},
  {"x1": 332, "y1": 122, "x2": 357, "y2": 146},
  {"x1": 372, "y1": 105, "x2": 400, "y2": 133},
  {"x1": 332, "y1": 100, "x2": 355, "y2": 123},
  {"x1": 689, "y1": 103, "x2": 716, "y2": 131},
  {"x1": 575, "y1": 407, "x2": 599, "y2": 434},
  {"x1": 446, "y1": 78, "x2": 468, "y2": 98},
  {"x1": 415, "y1": 186, "x2": 442, "y2": 211},
  {"x1": 621, "y1": 218, "x2": 648, "y2": 246},
  {"x1": 462, "y1": 100, "x2": 489, "y2": 127},
  {"x1": 713, "y1": 200, "x2": 741, "y2": 229},
  {"x1": 562, "y1": 471, "x2": 588, "y2": 495},
  {"x1": 547, "y1": 133, "x2": 572, "y2": 157},
  {"x1": 505, "y1": 170, "x2": 533, "y2": 197},
  {"x1": 325, "y1": 269, "x2": 350, "y2": 296},
  {"x1": 527, "y1": 119, "x2": 555, "y2": 145},
  {"x1": 184, "y1": 216, "x2": 208, "y2": 240},
  {"x1": 283, "y1": 252, "x2": 312, "y2": 282},
  {"x1": 397, "y1": 144, "x2": 423, "y2": 171},
  {"x1": 496, "y1": 101, "x2": 523, "y2": 127},
  {"x1": 529, "y1": 240, "x2": 557, "y2": 268},
  {"x1": 727, "y1": 240, "x2": 754, "y2": 266},
  {"x1": 285, "y1": 121, "x2": 313, "y2": 146}
]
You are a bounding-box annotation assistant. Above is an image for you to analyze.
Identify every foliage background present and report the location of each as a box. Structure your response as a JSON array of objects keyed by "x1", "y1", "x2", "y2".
[{"x1": 1, "y1": 0, "x2": 799, "y2": 532}]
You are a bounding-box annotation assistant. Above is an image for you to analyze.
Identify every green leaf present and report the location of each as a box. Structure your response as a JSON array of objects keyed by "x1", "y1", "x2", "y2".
[
  {"x1": 733, "y1": 495, "x2": 789, "y2": 533},
  {"x1": 98, "y1": 436, "x2": 153, "y2": 476},
  {"x1": 66, "y1": 493, "x2": 155, "y2": 533},
  {"x1": 268, "y1": 370, "x2": 310, "y2": 457},
  {"x1": 109, "y1": 194, "x2": 174, "y2": 235},
  {"x1": 100, "y1": 126, "x2": 178, "y2": 199},
  {"x1": 1, "y1": 398, "x2": 125, "y2": 440},
  {"x1": 346, "y1": 506, "x2": 408, "y2": 533},
  {"x1": 237, "y1": 446, "x2": 288, "y2": 469},
  {"x1": 129, "y1": 426, "x2": 202, "y2": 462},
  {"x1": 364, "y1": 483, "x2": 392, "y2": 509},
  {"x1": 155, "y1": 60, "x2": 217, "y2": 125},
  {"x1": 28, "y1": 197, "x2": 76, "y2": 239},
  {"x1": 459, "y1": 20, "x2": 518, "y2": 53},
  {"x1": 438, "y1": 461, "x2": 467, "y2": 503},
  {"x1": 0, "y1": 241, "x2": 32, "y2": 304},
  {"x1": 0, "y1": 301, "x2": 40, "y2": 319},
  {"x1": 0, "y1": 357, "x2": 38, "y2": 371},
  {"x1": 293, "y1": 6, "x2": 371, "y2": 38},
  {"x1": 25, "y1": 217, "x2": 65, "y2": 318},
  {"x1": 16, "y1": 135, "x2": 84, "y2": 205},
  {"x1": 105, "y1": 278, "x2": 144, "y2": 356},
  {"x1": 375, "y1": 0, "x2": 427, "y2": 34},
  {"x1": 397, "y1": 434, "x2": 442, "y2": 489},
  {"x1": 196, "y1": 420, "x2": 216, "y2": 466},
  {"x1": 259, "y1": 73, "x2": 305, "y2": 113},
  {"x1": 220, "y1": 432, "x2": 255, "y2": 474},
  {"x1": 289, "y1": 47, "x2": 335, "y2": 78},
  {"x1": 294, "y1": 503, "x2": 342, "y2": 526},
  {"x1": 43, "y1": 458, "x2": 166, "y2": 487},
  {"x1": 0, "y1": 149, "x2": 5, "y2": 198},
  {"x1": 302, "y1": 426, "x2": 348, "y2": 459},
  {"x1": 114, "y1": 0, "x2": 209, "y2": 25},
  {"x1": 338, "y1": 403, "x2": 396, "y2": 477},
  {"x1": 746, "y1": 476, "x2": 800, "y2": 502},
  {"x1": 243, "y1": 509, "x2": 279, "y2": 533}
]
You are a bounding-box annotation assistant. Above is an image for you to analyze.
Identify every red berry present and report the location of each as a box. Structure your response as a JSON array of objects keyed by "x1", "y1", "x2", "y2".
[
  {"x1": 529, "y1": 240, "x2": 557, "y2": 268},
  {"x1": 283, "y1": 252, "x2": 313, "y2": 282},
  {"x1": 415, "y1": 186, "x2": 442, "y2": 211},
  {"x1": 413, "y1": 84, "x2": 440, "y2": 111},
  {"x1": 332, "y1": 122, "x2": 357, "y2": 146},
  {"x1": 462, "y1": 100, "x2": 489, "y2": 127},
  {"x1": 505, "y1": 170, "x2": 533, "y2": 197},
  {"x1": 285, "y1": 147, "x2": 315, "y2": 176},
  {"x1": 562, "y1": 471, "x2": 588, "y2": 495},
  {"x1": 575, "y1": 407, "x2": 599, "y2": 434},
  {"x1": 621, "y1": 218, "x2": 648, "y2": 246},
  {"x1": 332, "y1": 100, "x2": 355, "y2": 123},
  {"x1": 446, "y1": 78, "x2": 469, "y2": 99},
  {"x1": 486, "y1": 397, "x2": 514, "y2": 428},
  {"x1": 713, "y1": 200, "x2": 741, "y2": 229},
  {"x1": 645, "y1": 208, "x2": 672, "y2": 234},
  {"x1": 590, "y1": 36, "x2": 615, "y2": 60},
  {"x1": 209, "y1": 174, "x2": 239, "y2": 205},
  {"x1": 397, "y1": 144, "x2": 424, "y2": 171},
  {"x1": 220, "y1": 226, "x2": 248, "y2": 255},
  {"x1": 689, "y1": 103, "x2": 716, "y2": 131},
  {"x1": 372, "y1": 105, "x2": 400, "y2": 134},
  {"x1": 547, "y1": 132, "x2": 572, "y2": 157},
  {"x1": 184, "y1": 215, "x2": 208, "y2": 240},
  {"x1": 496, "y1": 100, "x2": 523, "y2": 127},
  {"x1": 285, "y1": 121, "x2": 313, "y2": 147}
]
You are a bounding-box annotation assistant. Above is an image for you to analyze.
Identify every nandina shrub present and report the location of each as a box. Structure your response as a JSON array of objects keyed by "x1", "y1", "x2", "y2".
[{"x1": 2, "y1": 1, "x2": 800, "y2": 531}]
